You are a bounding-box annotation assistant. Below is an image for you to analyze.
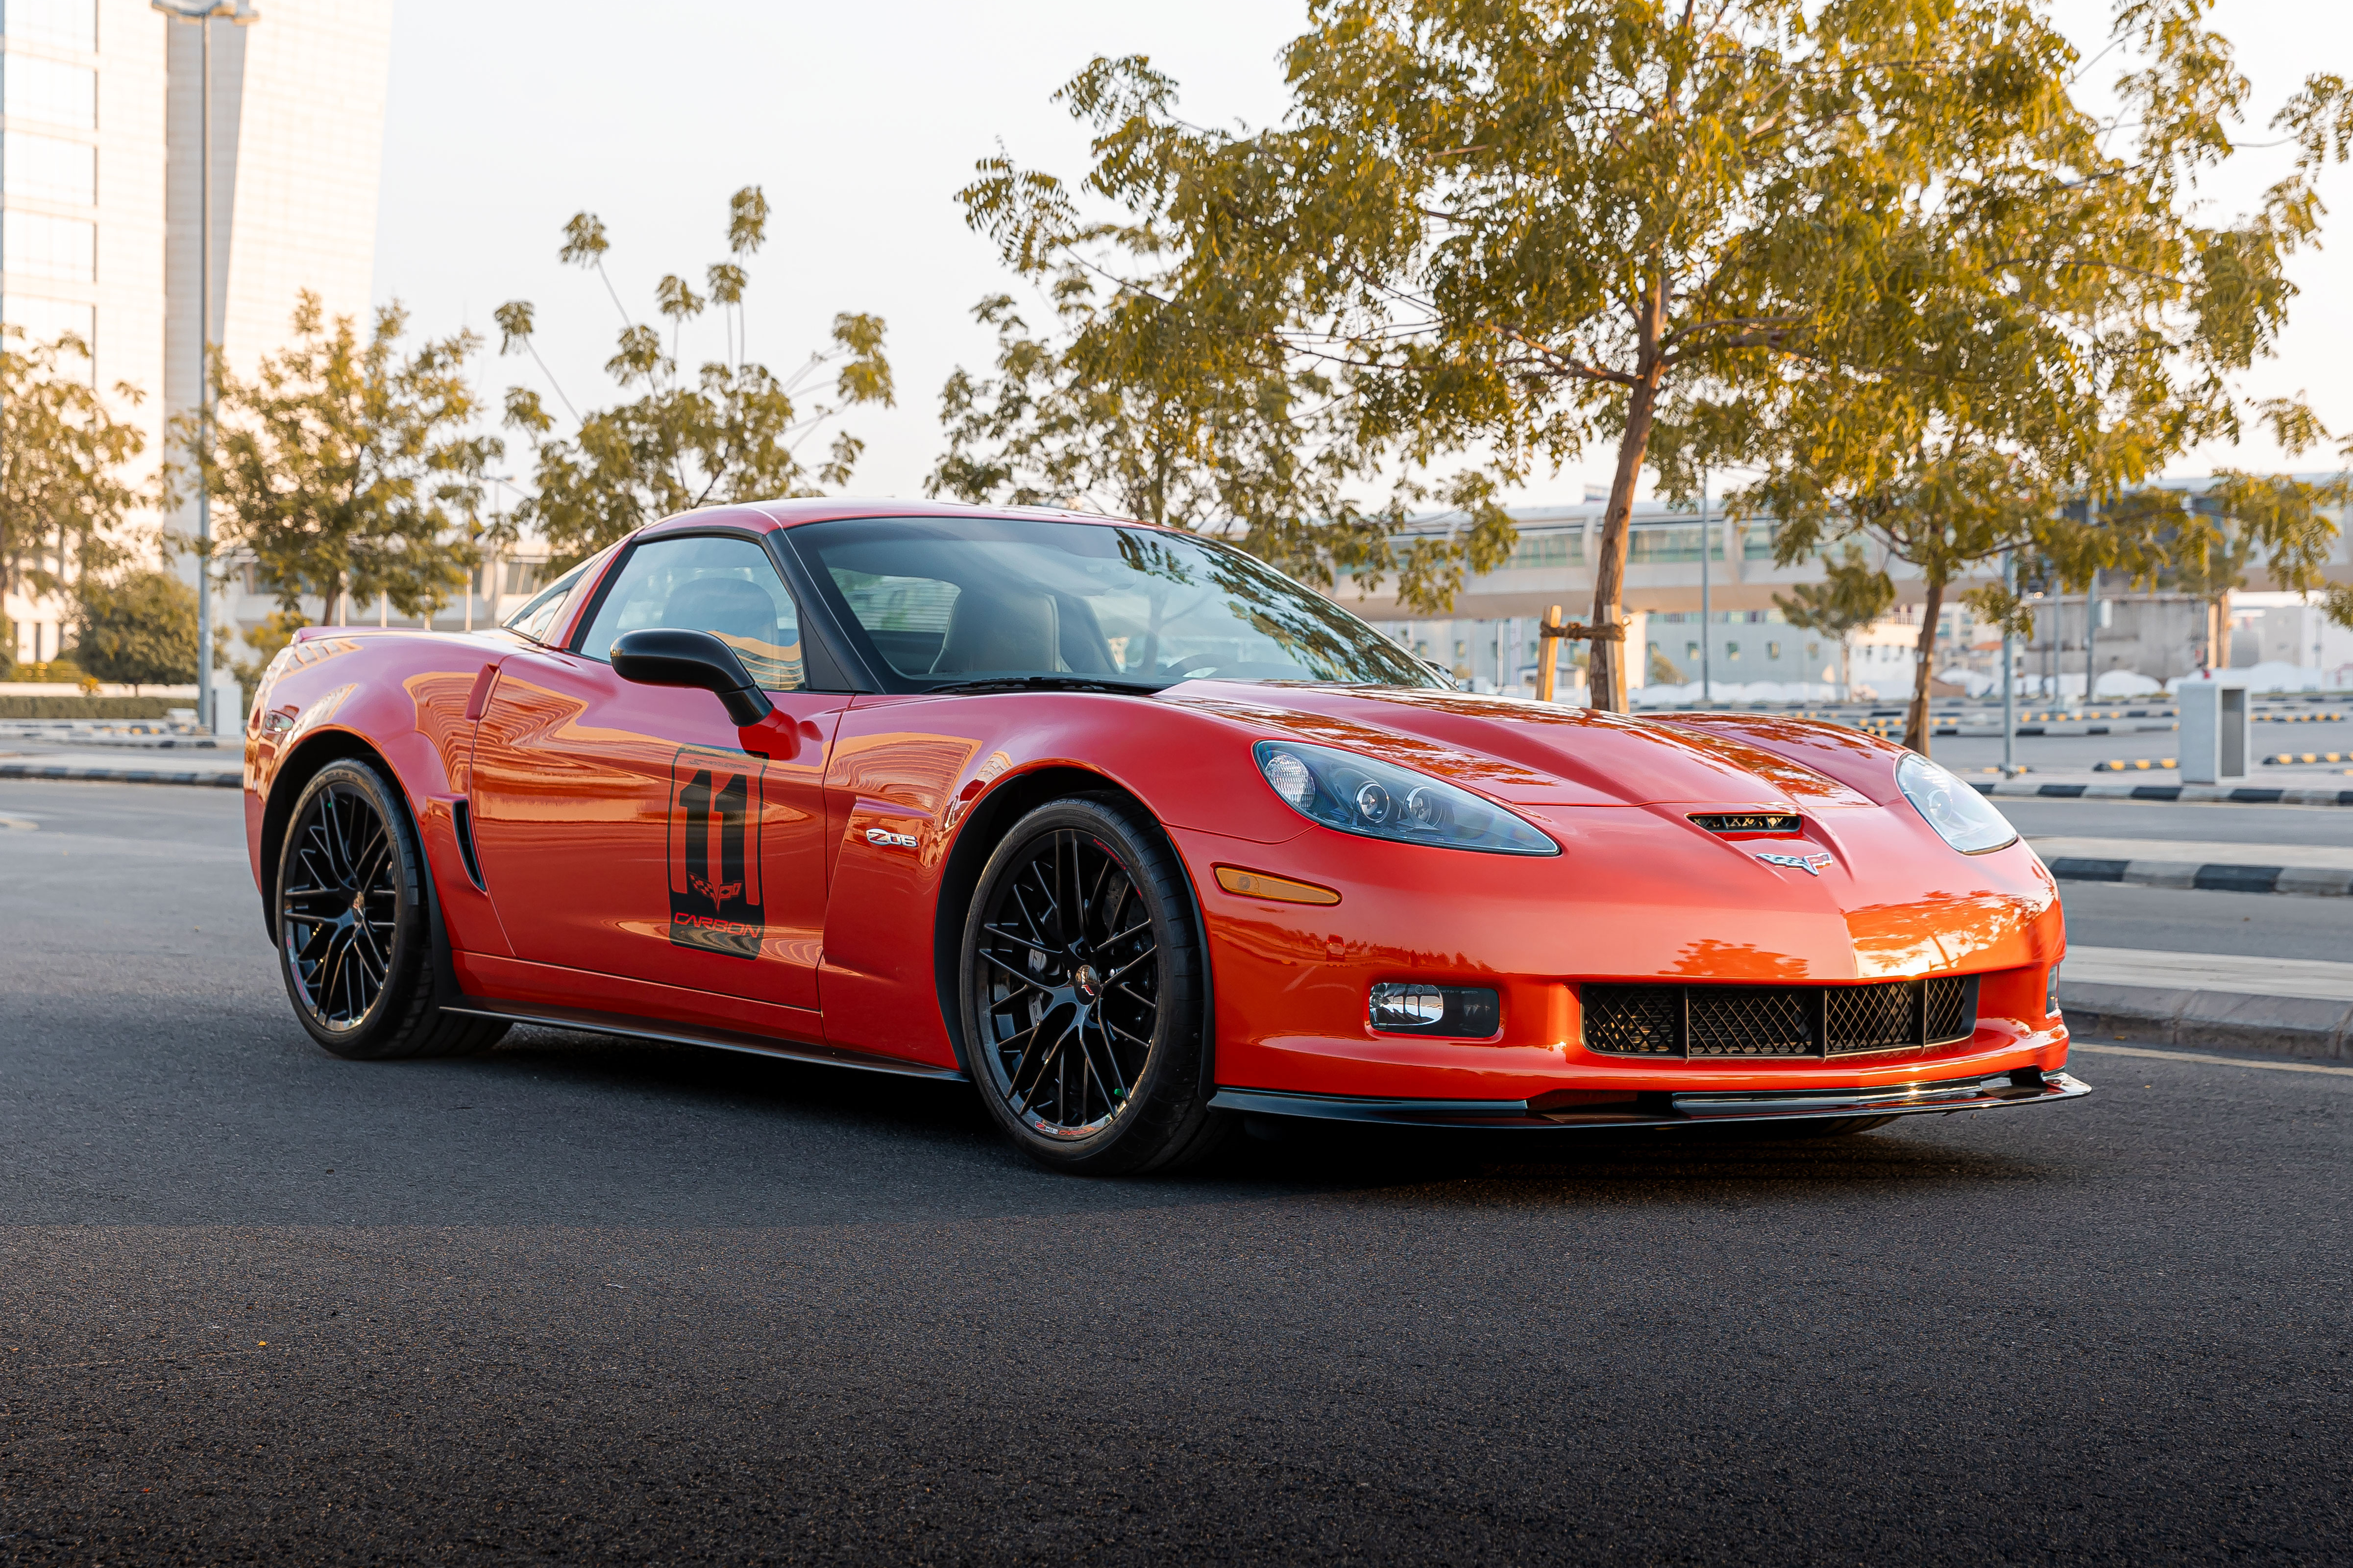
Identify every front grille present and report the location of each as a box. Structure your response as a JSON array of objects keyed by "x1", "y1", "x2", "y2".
[
  {"x1": 1690, "y1": 987, "x2": 1813, "y2": 1056},
  {"x1": 1583, "y1": 976, "x2": 1978, "y2": 1059}
]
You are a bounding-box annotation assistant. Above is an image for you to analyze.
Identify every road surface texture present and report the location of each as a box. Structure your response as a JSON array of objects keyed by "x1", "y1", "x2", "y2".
[{"x1": 3, "y1": 781, "x2": 2348, "y2": 1564}]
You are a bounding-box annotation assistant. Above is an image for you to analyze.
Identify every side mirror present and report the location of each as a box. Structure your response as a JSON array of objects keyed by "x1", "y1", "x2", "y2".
[{"x1": 610, "y1": 629, "x2": 775, "y2": 727}]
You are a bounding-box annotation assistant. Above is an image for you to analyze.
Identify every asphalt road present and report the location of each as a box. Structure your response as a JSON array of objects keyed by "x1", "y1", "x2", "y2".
[{"x1": 4, "y1": 781, "x2": 2350, "y2": 1565}]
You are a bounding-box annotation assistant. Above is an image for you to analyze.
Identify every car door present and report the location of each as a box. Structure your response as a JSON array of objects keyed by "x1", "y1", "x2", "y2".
[{"x1": 467, "y1": 530, "x2": 845, "y2": 1014}]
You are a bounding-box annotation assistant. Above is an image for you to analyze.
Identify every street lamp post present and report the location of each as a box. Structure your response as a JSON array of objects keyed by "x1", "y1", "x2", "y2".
[
  {"x1": 2002, "y1": 547, "x2": 2018, "y2": 776},
  {"x1": 152, "y1": 0, "x2": 259, "y2": 733},
  {"x1": 2082, "y1": 494, "x2": 2100, "y2": 713},
  {"x1": 1698, "y1": 468, "x2": 1712, "y2": 706}
]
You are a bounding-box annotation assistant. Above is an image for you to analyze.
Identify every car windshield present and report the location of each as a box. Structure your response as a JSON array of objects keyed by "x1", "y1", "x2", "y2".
[{"x1": 787, "y1": 515, "x2": 1439, "y2": 692}]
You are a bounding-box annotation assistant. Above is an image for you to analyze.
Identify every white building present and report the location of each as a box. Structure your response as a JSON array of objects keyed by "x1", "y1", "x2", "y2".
[
  {"x1": 1359, "y1": 483, "x2": 2353, "y2": 701},
  {"x1": 2, "y1": 0, "x2": 390, "y2": 666}
]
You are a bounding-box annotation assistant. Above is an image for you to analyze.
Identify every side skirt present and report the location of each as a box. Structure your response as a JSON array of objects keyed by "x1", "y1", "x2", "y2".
[{"x1": 440, "y1": 998, "x2": 970, "y2": 1082}]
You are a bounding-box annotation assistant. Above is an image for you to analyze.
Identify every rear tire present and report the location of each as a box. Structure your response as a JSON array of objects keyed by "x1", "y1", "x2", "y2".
[
  {"x1": 274, "y1": 758, "x2": 506, "y2": 1061},
  {"x1": 958, "y1": 794, "x2": 1231, "y2": 1176}
]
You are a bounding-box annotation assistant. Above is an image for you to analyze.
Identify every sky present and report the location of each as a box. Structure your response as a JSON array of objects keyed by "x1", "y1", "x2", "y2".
[{"x1": 372, "y1": 1, "x2": 2353, "y2": 514}]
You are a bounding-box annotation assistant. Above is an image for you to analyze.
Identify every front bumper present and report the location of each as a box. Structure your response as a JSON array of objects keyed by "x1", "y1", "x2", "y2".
[{"x1": 1209, "y1": 1067, "x2": 2091, "y2": 1130}]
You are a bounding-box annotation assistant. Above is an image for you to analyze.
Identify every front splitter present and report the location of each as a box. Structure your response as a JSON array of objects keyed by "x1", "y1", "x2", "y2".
[{"x1": 1208, "y1": 1068, "x2": 2091, "y2": 1130}]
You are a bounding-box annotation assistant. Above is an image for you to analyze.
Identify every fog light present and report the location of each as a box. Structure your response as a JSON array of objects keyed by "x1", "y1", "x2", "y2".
[
  {"x1": 1371, "y1": 983, "x2": 1445, "y2": 1027},
  {"x1": 2046, "y1": 961, "x2": 2062, "y2": 1018},
  {"x1": 1369, "y1": 982, "x2": 1502, "y2": 1037}
]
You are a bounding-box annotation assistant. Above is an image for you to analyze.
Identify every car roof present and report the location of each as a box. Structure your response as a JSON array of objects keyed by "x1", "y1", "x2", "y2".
[{"x1": 636, "y1": 497, "x2": 1172, "y2": 538}]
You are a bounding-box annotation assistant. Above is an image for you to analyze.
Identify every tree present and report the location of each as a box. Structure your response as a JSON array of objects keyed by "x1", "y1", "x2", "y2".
[
  {"x1": 1710, "y1": 1, "x2": 2353, "y2": 749},
  {"x1": 969, "y1": 3, "x2": 2176, "y2": 709},
  {"x1": 233, "y1": 608, "x2": 309, "y2": 707},
  {"x1": 930, "y1": 292, "x2": 1516, "y2": 612},
  {"x1": 1, "y1": 327, "x2": 146, "y2": 631},
  {"x1": 2094, "y1": 448, "x2": 2353, "y2": 673},
  {"x1": 1775, "y1": 546, "x2": 1897, "y2": 700},
  {"x1": 498, "y1": 187, "x2": 894, "y2": 568},
  {"x1": 69, "y1": 569, "x2": 197, "y2": 689},
  {"x1": 196, "y1": 293, "x2": 499, "y2": 622}
]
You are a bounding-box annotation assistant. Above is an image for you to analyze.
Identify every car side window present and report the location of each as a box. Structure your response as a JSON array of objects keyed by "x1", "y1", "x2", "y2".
[{"x1": 575, "y1": 534, "x2": 806, "y2": 691}]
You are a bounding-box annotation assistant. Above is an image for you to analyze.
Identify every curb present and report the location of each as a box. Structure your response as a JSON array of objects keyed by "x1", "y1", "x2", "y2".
[
  {"x1": 2064, "y1": 982, "x2": 2353, "y2": 1060},
  {"x1": 2046, "y1": 857, "x2": 2353, "y2": 897},
  {"x1": 1973, "y1": 779, "x2": 2353, "y2": 807},
  {"x1": 0, "y1": 762, "x2": 240, "y2": 789}
]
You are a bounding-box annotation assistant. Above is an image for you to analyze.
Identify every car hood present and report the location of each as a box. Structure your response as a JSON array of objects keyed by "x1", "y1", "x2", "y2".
[
  {"x1": 1164, "y1": 681, "x2": 1883, "y2": 812},
  {"x1": 1156, "y1": 683, "x2": 2056, "y2": 980}
]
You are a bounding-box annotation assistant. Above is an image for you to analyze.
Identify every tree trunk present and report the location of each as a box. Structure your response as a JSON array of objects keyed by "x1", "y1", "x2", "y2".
[
  {"x1": 1904, "y1": 577, "x2": 1944, "y2": 755},
  {"x1": 1588, "y1": 369, "x2": 1665, "y2": 714}
]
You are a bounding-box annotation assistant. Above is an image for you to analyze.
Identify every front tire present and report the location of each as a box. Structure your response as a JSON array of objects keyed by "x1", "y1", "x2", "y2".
[
  {"x1": 275, "y1": 758, "x2": 506, "y2": 1061},
  {"x1": 959, "y1": 795, "x2": 1229, "y2": 1175}
]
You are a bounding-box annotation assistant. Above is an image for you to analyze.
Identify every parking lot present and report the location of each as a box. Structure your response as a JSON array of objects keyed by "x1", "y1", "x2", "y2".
[{"x1": 2, "y1": 772, "x2": 2348, "y2": 1563}]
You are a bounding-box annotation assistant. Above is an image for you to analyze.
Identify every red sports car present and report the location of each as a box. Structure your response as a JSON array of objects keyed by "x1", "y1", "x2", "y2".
[{"x1": 243, "y1": 499, "x2": 2085, "y2": 1173}]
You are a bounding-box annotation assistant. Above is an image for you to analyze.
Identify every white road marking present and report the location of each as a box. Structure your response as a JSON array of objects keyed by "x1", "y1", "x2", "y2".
[{"x1": 2075, "y1": 1042, "x2": 2353, "y2": 1078}]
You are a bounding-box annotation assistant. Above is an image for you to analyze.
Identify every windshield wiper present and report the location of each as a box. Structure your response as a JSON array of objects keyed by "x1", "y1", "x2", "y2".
[{"x1": 920, "y1": 674, "x2": 1164, "y2": 697}]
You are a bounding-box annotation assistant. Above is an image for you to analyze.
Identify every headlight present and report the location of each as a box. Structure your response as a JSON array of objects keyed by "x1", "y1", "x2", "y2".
[
  {"x1": 1896, "y1": 752, "x2": 2018, "y2": 854},
  {"x1": 1252, "y1": 740, "x2": 1559, "y2": 856}
]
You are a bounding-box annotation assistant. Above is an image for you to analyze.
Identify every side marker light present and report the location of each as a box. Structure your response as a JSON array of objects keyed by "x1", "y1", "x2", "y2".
[{"x1": 1214, "y1": 865, "x2": 1341, "y2": 906}]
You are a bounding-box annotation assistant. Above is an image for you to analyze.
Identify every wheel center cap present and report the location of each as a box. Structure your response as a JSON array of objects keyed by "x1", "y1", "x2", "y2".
[{"x1": 1072, "y1": 963, "x2": 1101, "y2": 1000}]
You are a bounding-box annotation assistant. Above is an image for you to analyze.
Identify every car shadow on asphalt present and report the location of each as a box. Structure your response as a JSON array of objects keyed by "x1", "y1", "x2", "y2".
[{"x1": 456, "y1": 1024, "x2": 2060, "y2": 1212}]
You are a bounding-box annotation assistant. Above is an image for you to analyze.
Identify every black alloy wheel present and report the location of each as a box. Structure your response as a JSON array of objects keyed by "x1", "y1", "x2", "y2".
[
  {"x1": 281, "y1": 772, "x2": 402, "y2": 1030},
  {"x1": 960, "y1": 795, "x2": 1227, "y2": 1175},
  {"x1": 275, "y1": 758, "x2": 507, "y2": 1060}
]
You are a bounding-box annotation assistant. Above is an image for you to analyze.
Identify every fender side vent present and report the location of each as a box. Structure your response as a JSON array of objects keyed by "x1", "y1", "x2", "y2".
[{"x1": 453, "y1": 799, "x2": 487, "y2": 891}]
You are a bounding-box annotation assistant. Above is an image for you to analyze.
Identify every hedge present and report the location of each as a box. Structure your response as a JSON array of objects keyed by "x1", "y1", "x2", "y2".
[{"x1": 0, "y1": 695, "x2": 192, "y2": 720}]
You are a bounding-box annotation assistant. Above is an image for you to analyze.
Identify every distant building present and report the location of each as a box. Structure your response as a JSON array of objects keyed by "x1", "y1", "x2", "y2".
[
  {"x1": 1352, "y1": 484, "x2": 2353, "y2": 700},
  {"x1": 1, "y1": 0, "x2": 392, "y2": 666}
]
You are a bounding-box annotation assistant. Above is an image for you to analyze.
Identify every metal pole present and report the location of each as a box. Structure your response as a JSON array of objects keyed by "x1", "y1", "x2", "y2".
[
  {"x1": 195, "y1": 12, "x2": 214, "y2": 731},
  {"x1": 2002, "y1": 548, "x2": 2017, "y2": 775},
  {"x1": 1698, "y1": 468, "x2": 1711, "y2": 705},
  {"x1": 2083, "y1": 494, "x2": 2099, "y2": 712}
]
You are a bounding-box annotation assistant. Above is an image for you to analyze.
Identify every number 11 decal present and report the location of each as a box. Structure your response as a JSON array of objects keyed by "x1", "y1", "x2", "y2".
[{"x1": 668, "y1": 748, "x2": 764, "y2": 959}]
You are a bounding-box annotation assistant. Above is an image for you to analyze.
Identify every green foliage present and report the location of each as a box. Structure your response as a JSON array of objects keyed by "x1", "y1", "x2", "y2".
[
  {"x1": 0, "y1": 695, "x2": 183, "y2": 719},
  {"x1": 1707, "y1": 1, "x2": 2353, "y2": 746},
  {"x1": 234, "y1": 609, "x2": 309, "y2": 706},
  {"x1": 0, "y1": 326, "x2": 146, "y2": 615},
  {"x1": 930, "y1": 295, "x2": 1514, "y2": 613},
  {"x1": 969, "y1": 2, "x2": 2351, "y2": 718},
  {"x1": 499, "y1": 187, "x2": 894, "y2": 568},
  {"x1": 1776, "y1": 549, "x2": 1899, "y2": 644},
  {"x1": 195, "y1": 293, "x2": 499, "y2": 621},
  {"x1": 68, "y1": 569, "x2": 198, "y2": 688},
  {"x1": 1777, "y1": 546, "x2": 1899, "y2": 697}
]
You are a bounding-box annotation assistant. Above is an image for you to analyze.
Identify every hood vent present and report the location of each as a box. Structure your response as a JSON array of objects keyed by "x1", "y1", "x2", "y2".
[{"x1": 1690, "y1": 811, "x2": 1801, "y2": 835}]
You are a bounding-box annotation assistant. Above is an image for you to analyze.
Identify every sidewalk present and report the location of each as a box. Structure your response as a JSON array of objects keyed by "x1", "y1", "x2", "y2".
[
  {"x1": 0, "y1": 749, "x2": 241, "y2": 787},
  {"x1": 2030, "y1": 836, "x2": 2353, "y2": 897},
  {"x1": 2063, "y1": 945, "x2": 2353, "y2": 1059},
  {"x1": 1975, "y1": 774, "x2": 2353, "y2": 807}
]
